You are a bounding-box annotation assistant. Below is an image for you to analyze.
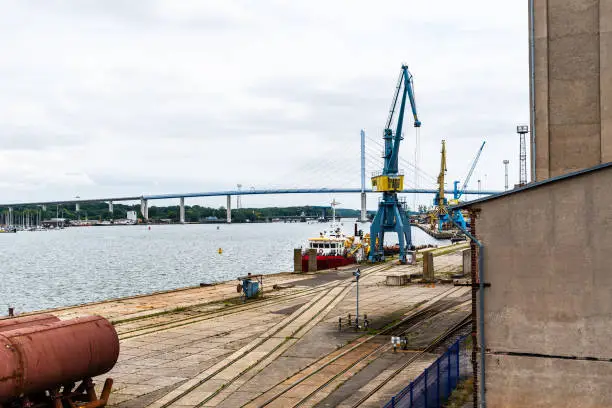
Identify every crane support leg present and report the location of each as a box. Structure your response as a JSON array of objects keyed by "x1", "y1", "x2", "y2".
[
  {"x1": 369, "y1": 193, "x2": 412, "y2": 264},
  {"x1": 394, "y1": 205, "x2": 406, "y2": 262}
]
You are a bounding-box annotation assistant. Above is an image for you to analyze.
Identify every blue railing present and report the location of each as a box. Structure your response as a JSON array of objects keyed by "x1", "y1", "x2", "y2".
[{"x1": 383, "y1": 336, "x2": 472, "y2": 408}]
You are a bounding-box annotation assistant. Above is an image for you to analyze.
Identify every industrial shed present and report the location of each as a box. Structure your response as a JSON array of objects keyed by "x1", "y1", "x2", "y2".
[{"x1": 455, "y1": 162, "x2": 612, "y2": 408}]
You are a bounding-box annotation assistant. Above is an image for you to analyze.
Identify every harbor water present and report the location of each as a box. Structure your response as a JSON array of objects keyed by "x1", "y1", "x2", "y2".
[{"x1": 0, "y1": 222, "x2": 447, "y2": 312}]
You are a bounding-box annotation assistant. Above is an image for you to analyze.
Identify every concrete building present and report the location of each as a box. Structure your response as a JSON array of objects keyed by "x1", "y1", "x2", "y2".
[
  {"x1": 456, "y1": 162, "x2": 612, "y2": 407},
  {"x1": 530, "y1": 0, "x2": 612, "y2": 181}
]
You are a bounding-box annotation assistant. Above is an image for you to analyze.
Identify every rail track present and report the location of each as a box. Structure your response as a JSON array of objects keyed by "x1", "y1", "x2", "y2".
[
  {"x1": 115, "y1": 264, "x2": 393, "y2": 340},
  {"x1": 241, "y1": 288, "x2": 470, "y2": 408},
  {"x1": 146, "y1": 263, "x2": 393, "y2": 408},
  {"x1": 117, "y1": 283, "x2": 334, "y2": 340},
  {"x1": 347, "y1": 314, "x2": 471, "y2": 408}
]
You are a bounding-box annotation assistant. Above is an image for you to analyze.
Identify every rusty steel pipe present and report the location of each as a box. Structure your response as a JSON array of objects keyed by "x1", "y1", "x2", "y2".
[
  {"x1": 0, "y1": 315, "x2": 119, "y2": 403},
  {"x1": 0, "y1": 314, "x2": 60, "y2": 333}
]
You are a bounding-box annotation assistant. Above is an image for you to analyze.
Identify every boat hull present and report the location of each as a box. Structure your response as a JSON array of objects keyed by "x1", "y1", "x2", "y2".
[{"x1": 301, "y1": 255, "x2": 356, "y2": 272}]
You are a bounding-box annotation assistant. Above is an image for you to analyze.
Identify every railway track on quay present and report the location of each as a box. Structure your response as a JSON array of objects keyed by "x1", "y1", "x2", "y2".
[
  {"x1": 346, "y1": 314, "x2": 471, "y2": 408},
  {"x1": 115, "y1": 264, "x2": 391, "y2": 340},
  {"x1": 145, "y1": 263, "x2": 393, "y2": 408},
  {"x1": 241, "y1": 288, "x2": 470, "y2": 408}
]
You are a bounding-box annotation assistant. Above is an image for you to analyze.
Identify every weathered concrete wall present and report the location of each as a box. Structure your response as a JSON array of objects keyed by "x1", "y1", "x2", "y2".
[
  {"x1": 531, "y1": 0, "x2": 612, "y2": 180},
  {"x1": 294, "y1": 249, "x2": 302, "y2": 272},
  {"x1": 472, "y1": 166, "x2": 612, "y2": 406},
  {"x1": 486, "y1": 354, "x2": 612, "y2": 407},
  {"x1": 462, "y1": 249, "x2": 471, "y2": 276},
  {"x1": 422, "y1": 251, "x2": 434, "y2": 281},
  {"x1": 308, "y1": 248, "x2": 317, "y2": 272}
]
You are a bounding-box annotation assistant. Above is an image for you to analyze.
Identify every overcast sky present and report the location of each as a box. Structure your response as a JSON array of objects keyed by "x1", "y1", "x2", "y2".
[{"x1": 0, "y1": 0, "x2": 528, "y2": 210}]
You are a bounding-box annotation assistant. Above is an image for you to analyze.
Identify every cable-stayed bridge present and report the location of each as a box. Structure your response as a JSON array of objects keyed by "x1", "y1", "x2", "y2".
[{"x1": 0, "y1": 130, "x2": 500, "y2": 223}]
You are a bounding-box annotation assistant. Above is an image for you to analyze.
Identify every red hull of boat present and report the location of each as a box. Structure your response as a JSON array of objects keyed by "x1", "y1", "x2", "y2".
[{"x1": 301, "y1": 255, "x2": 356, "y2": 271}]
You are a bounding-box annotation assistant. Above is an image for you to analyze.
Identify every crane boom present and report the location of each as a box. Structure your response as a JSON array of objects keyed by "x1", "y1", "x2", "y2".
[
  {"x1": 455, "y1": 141, "x2": 486, "y2": 200},
  {"x1": 382, "y1": 65, "x2": 421, "y2": 176}
]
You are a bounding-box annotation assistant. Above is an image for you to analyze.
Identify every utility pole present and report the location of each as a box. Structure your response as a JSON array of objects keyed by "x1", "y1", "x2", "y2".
[
  {"x1": 477, "y1": 179, "x2": 482, "y2": 198},
  {"x1": 503, "y1": 160, "x2": 509, "y2": 190},
  {"x1": 236, "y1": 184, "x2": 242, "y2": 209},
  {"x1": 517, "y1": 125, "x2": 529, "y2": 186}
]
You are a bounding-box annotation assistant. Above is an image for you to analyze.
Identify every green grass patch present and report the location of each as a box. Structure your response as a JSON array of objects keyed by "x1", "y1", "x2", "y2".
[{"x1": 443, "y1": 378, "x2": 473, "y2": 408}]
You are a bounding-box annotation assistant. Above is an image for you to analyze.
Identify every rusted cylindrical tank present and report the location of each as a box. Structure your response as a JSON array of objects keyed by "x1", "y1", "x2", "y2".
[
  {"x1": 0, "y1": 314, "x2": 60, "y2": 333},
  {"x1": 0, "y1": 315, "x2": 119, "y2": 402}
]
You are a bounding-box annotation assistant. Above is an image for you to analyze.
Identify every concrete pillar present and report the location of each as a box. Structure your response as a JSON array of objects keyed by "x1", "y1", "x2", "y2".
[
  {"x1": 294, "y1": 248, "x2": 303, "y2": 272},
  {"x1": 8, "y1": 207, "x2": 12, "y2": 226},
  {"x1": 531, "y1": 0, "x2": 611, "y2": 180},
  {"x1": 179, "y1": 197, "x2": 185, "y2": 224},
  {"x1": 226, "y1": 195, "x2": 231, "y2": 223},
  {"x1": 423, "y1": 250, "x2": 434, "y2": 282},
  {"x1": 75, "y1": 202, "x2": 80, "y2": 212},
  {"x1": 41, "y1": 205, "x2": 46, "y2": 211},
  {"x1": 108, "y1": 201, "x2": 113, "y2": 213},
  {"x1": 462, "y1": 248, "x2": 471, "y2": 276},
  {"x1": 140, "y1": 198, "x2": 149, "y2": 221},
  {"x1": 308, "y1": 248, "x2": 317, "y2": 272},
  {"x1": 360, "y1": 192, "x2": 367, "y2": 222}
]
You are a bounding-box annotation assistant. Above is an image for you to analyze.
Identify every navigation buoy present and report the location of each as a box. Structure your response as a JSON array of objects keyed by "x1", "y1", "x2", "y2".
[{"x1": 218, "y1": 248, "x2": 223, "y2": 254}]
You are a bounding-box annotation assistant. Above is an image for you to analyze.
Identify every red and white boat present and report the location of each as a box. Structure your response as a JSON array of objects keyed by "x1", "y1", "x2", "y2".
[{"x1": 301, "y1": 200, "x2": 367, "y2": 271}]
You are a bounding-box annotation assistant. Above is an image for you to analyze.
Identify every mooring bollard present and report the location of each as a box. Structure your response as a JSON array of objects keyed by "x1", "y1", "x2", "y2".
[{"x1": 8, "y1": 307, "x2": 14, "y2": 317}]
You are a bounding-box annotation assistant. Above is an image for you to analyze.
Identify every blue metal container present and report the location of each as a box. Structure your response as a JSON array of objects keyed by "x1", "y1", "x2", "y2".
[{"x1": 242, "y1": 279, "x2": 260, "y2": 299}]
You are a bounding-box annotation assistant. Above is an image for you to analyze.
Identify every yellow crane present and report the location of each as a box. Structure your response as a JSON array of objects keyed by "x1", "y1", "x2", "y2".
[{"x1": 430, "y1": 140, "x2": 450, "y2": 231}]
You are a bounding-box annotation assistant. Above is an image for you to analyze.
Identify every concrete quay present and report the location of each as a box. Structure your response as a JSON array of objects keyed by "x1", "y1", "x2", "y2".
[{"x1": 11, "y1": 243, "x2": 470, "y2": 407}]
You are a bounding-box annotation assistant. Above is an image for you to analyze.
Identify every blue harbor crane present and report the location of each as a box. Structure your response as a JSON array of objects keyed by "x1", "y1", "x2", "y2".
[
  {"x1": 369, "y1": 65, "x2": 421, "y2": 264},
  {"x1": 452, "y1": 141, "x2": 486, "y2": 202},
  {"x1": 448, "y1": 141, "x2": 486, "y2": 230}
]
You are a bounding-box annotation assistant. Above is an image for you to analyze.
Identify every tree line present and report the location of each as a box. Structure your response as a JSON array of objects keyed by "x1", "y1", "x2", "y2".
[{"x1": 3, "y1": 203, "x2": 363, "y2": 223}]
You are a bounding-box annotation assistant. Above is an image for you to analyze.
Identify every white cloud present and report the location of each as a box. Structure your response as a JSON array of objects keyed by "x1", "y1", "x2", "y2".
[{"x1": 0, "y1": 0, "x2": 529, "y2": 208}]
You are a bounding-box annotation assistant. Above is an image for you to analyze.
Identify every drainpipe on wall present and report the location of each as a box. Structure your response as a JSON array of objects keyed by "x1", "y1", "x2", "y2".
[
  {"x1": 529, "y1": 0, "x2": 537, "y2": 181},
  {"x1": 449, "y1": 210, "x2": 486, "y2": 408}
]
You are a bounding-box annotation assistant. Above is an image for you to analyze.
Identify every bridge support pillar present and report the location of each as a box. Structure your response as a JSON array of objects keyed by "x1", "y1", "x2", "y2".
[
  {"x1": 75, "y1": 203, "x2": 80, "y2": 212},
  {"x1": 226, "y1": 195, "x2": 231, "y2": 223},
  {"x1": 179, "y1": 197, "x2": 185, "y2": 224},
  {"x1": 41, "y1": 205, "x2": 46, "y2": 212},
  {"x1": 141, "y1": 198, "x2": 149, "y2": 222},
  {"x1": 8, "y1": 207, "x2": 13, "y2": 226},
  {"x1": 360, "y1": 192, "x2": 367, "y2": 222},
  {"x1": 108, "y1": 201, "x2": 113, "y2": 213}
]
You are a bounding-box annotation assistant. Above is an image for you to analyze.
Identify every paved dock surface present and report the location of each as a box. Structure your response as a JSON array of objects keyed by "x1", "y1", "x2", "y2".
[{"x1": 14, "y1": 243, "x2": 470, "y2": 407}]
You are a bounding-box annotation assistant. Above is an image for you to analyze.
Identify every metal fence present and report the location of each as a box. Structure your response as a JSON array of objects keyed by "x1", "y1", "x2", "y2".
[{"x1": 383, "y1": 336, "x2": 472, "y2": 408}]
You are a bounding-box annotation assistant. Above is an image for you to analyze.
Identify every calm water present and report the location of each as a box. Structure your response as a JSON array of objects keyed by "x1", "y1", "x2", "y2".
[{"x1": 0, "y1": 222, "x2": 446, "y2": 312}]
